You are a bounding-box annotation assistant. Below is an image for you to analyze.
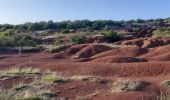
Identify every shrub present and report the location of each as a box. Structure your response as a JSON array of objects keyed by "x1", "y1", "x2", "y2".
[
  {"x1": 62, "y1": 29, "x2": 70, "y2": 34},
  {"x1": 102, "y1": 31, "x2": 120, "y2": 42},
  {"x1": 69, "y1": 34, "x2": 86, "y2": 44},
  {"x1": 0, "y1": 32, "x2": 37, "y2": 48},
  {"x1": 112, "y1": 79, "x2": 147, "y2": 92},
  {"x1": 163, "y1": 80, "x2": 170, "y2": 88},
  {"x1": 152, "y1": 27, "x2": 170, "y2": 38}
]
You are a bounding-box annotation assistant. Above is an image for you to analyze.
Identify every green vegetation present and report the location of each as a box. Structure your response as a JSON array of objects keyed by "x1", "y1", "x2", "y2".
[
  {"x1": 102, "y1": 31, "x2": 121, "y2": 42},
  {"x1": 0, "y1": 29, "x2": 37, "y2": 49},
  {"x1": 152, "y1": 27, "x2": 170, "y2": 38},
  {"x1": 42, "y1": 72, "x2": 65, "y2": 83},
  {"x1": 0, "y1": 67, "x2": 58, "y2": 100},
  {"x1": 13, "y1": 82, "x2": 30, "y2": 91},
  {"x1": 0, "y1": 67, "x2": 107, "y2": 100},
  {"x1": 0, "y1": 19, "x2": 163, "y2": 32},
  {"x1": 0, "y1": 67, "x2": 40, "y2": 75},
  {"x1": 69, "y1": 34, "x2": 86, "y2": 44},
  {"x1": 0, "y1": 18, "x2": 169, "y2": 49},
  {"x1": 23, "y1": 90, "x2": 55, "y2": 100},
  {"x1": 0, "y1": 67, "x2": 40, "y2": 81}
]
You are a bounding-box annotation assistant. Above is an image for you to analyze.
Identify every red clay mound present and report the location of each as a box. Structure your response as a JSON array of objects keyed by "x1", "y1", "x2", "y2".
[
  {"x1": 91, "y1": 47, "x2": 148, "y2": 59},
  {"x1": 141, "y1": 38, "x2": 164, "y2": 48},
  {"x1": 140, "y1": 45, "x2": 170, "y2": 59},
  {"x1": 121, "y1": 38, "x2": 144, "y2": 47},
  {"x1": 118, "y1": 37, "x2": 170, "y2": 48},
  {"x1": 92, "y1": 56, "x2": 147, "y2": 63},
  {"x1": 73, "y1": 44, "x2": 112, "y2": 58},
  {"x1": 148, "y1": 53, "x2": 170, "y2": 61},
  {"x1": 64, "y1": 44, "x2": 88, "y2": 55},
  {"x1": 161, "y1": 38, "x2": 170, "y2": 44},
  {"x1": 53, "y1": 44, "x2": 88, "y2": 59}
]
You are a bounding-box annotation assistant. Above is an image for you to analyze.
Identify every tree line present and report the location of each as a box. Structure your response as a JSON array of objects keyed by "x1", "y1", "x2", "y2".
[{"x1": 0, "y1": 18, "x2": 165, "y2": 32}]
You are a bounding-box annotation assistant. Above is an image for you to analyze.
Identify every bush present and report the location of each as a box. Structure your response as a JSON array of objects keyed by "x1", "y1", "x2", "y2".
[
  {"x1": 152, "y1": 27, "x2": 170, "y2": 38},
  {"x1": 0, "y1": 36, "x2": 15, "y2": 47},
  {"x1": 62, "y1": 29, "x2": 70, "y2": 34},
  {"x1": 102, "y1": 31, "x2": 120, "y2": 42},
  {"x1": 163, "y1": 80, "x2": 170, "y2": 88},
  {"x1": 112, "y1": 79, "x2": 147, "y2": 92},
  {"x1": 70, "y1": 34, "x2": 86, "y2": 44},
  {"x1": 0, "y1": 32, "x2": 37, "y2": 48}
]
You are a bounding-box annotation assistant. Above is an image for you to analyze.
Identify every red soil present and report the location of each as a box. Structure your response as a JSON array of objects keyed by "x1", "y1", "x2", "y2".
[
  {"x1": 74, "y1": 44, "x2": 112, "y2": 58},
  {"x1": 140, "y1": 45, "x2": 170, "y2": 61},
  {"x1": 117, "y1": 37, "x2": 170, "y2": 48},
  {"x1": 54, "y1": 44, "x2": 112, "y2": 59},
  {"x1": 51, "y1": 80, "x2": 109, "y2": 100},
  {"x1": 0, "y1": 42, "x2": 170, "y2": 100},
  {"x1": 91, "y1": 47, "x2": 148, "y2": 59},
  {"x1": 92, "y1": 56, "x2": 147, "y2": 63}
]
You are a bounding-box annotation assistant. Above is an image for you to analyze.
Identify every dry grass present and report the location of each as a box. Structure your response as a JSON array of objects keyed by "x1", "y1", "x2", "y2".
[
  {"x1": 163, "y1": 80, "x2": 170, "y2": 88},
  {"x1": 0, "y1": 67, "x2": 64, "y2": 100},
  {"x1": 0, "y1": 67, "x2": 40, "y2": 75},
  {"x1": 112, "y1": 79, "x2": 146, "y2": 92},
  {"x1": 157, "y1": 92, "x2": 170, "y2": 100},
  {"x1": 12, "y1": 81, "x2": 30, "y2": 91},
  {"x1": 76, "y1": 90, "x2": 100, "y2": 100},
  {"x1": 23, "y1": 89, "x2": 55, "y2": 100},
  {"x1": 68, "y1": 75, "x2": 99, "y2": 81},
  {"x1": 0, "y1": 67, "x2": 40, "y2": 81},
  {"x1": 42, "y1": 72, "x2": 65, "y2": 83}
]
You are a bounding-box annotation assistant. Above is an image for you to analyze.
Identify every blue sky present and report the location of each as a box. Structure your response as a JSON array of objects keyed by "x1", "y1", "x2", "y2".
[{"x1": 0, "y1": 0, "x2": 169, "y2": 24}]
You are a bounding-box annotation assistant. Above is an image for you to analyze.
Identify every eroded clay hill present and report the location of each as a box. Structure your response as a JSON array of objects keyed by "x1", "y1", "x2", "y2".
[{"x1": 114, "y1": 37, "x2": 170, "y2": 48}]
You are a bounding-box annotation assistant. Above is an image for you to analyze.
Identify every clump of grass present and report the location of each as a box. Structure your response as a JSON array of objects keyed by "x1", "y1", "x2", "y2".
[
  {"x1": 20, "y1": 67, "x2": 41, "y2": 74},
  {"x1": 157, "y1": 92, "x2": 170, "y2": 100},
  {"x1": 0, "y1": 67, "x2": 41, "y2": 80},
  {"x1": 42, "y1": 72, "x2": 65, "y2": 83},
  {"x1": 0, "y1": 68, "x2": 61, "y2": 100},
  {"x1": 23, "y1": 89, "x2": 55, "y2": 100},
  {"x1": 163, "y1": 80, "x2": 170, "y2": 88},
  {"x1": 69, "y1": 75, "x2": 94, "y2": 81},
  {"x1": 0, "y1": 67, "x2": 40, "y2": 75},
  {"x1": 13, "y1": 82, "x2": 30, "y2": 91},
  {"x1": 68, "y1": 75, "x2": 102, "y2": 83},
  {"x1": 112, "y1": 79, "x2": 147, "y2": 92},
  {"x1": 0, "y1": 74, "x2": 18, "y2": 80},
  {"x1": 5, "y1": 67, "x2": 21, "y2": 74},
  {"x1": 0, "y1": 89, "x2": 17, "y2": 100}
]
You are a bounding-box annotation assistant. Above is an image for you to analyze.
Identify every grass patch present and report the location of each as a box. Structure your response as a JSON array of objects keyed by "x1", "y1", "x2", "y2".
[
  {"x1": 163, "y1": 80, "x2": 170, "y2": 88},
  {"x1": 112, "y1": 79, "x2": 147, "y2": 92},
  {"x1": 157, "y1": 92, "x2": 170, "y2": 100},
  {"x1": 0, "y1": 67, "x2": 40, "y2": 81},
  {"x1": 23, "y1": 90, "x2": 55, "y2": 100},
  {"x1": 13, "y1": 82, "x2": 30, "y2": 91},
  {"x1": 0, "y1": 67, "x2": 40, "y2": 75},
  {"x1": 0, "y1": 68, "x2": 61, "y2": 100},
  {"x1": 68, "y1": 75, "x2": 103, "y2": 83},
  {"x1": 42, "y1": 72, "x2": 65, "y2": 83},
  {"x1": 69, "y1": 75, "x2": 97, "y2": 81}
]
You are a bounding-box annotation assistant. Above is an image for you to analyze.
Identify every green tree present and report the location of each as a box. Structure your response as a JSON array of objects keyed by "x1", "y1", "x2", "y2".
[
  {"x1": 103, "y1": 31, "x2": 120, "y2": 42},
  {"x1": 70, "y1": 34, "x2": 86, "y2": 44},
  {"x1": 13, "y1": 34, "x2": 37, "y2": 54}
]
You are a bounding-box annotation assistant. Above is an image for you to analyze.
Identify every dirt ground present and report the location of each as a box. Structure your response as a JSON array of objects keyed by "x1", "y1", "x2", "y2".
[{"x1": 0, "y1": 40, "x2": 170, "y2": 100}]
